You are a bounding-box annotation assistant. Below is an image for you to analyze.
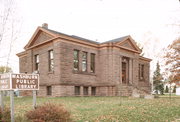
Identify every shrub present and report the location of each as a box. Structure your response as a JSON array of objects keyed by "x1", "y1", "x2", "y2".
[
  {"x1": 26, "y1": 103, "x2": 71, "y2": 122},
  {"x1": 0, "y1": 107, "x2": 11, "y2": 122}
]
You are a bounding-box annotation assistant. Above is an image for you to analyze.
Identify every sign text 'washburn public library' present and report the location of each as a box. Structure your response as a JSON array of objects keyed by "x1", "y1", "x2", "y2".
[{"x1": 0, "y1": 73, "x2": 39, "y2": 90}]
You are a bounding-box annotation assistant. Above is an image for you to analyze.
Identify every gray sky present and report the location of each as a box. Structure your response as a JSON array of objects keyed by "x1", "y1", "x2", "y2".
[{"x1": 0, "y1": 0, "x2": 180, "y2": 73}]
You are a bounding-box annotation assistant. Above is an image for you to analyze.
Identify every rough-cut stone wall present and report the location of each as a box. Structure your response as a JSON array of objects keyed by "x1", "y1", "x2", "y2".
[
  {"x1": 19, "y1": 56, "x2": 27, "y2": 73},
  {"x1": 99, "y1": 48, "x2": 112, "y2": 86},
  {"x1": 37, "y1": 86, "x2": 47, "y2": 96},
  {"x1": 19, "y1": 40, "x2": 62, "y2": 96},
  {"x1": 18, "y1": 31, "x2": 151, "y2": 97},
  {"x1": 137, "y1": 58, "x2": 151, "y2": 93},
  {"x1": 138, "y1": 59, "x2": 150, "y2": 84},
  {"x1": 132, "y1": 54, "x2": 140, "y2": 87},
  {"x1": 30, "y1": 43, "x2": 59, "y2": 85},
  {"x1": 31, "y1": 32, "x2": 53, "y2": 46},
  {"x1": 59, "y1": 41, "x2": 99, "y2": 86}
]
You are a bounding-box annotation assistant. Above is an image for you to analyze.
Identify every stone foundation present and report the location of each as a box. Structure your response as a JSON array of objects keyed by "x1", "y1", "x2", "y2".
[{"x1": 20, "y1": 85, "x2": 116, "y2": 97}]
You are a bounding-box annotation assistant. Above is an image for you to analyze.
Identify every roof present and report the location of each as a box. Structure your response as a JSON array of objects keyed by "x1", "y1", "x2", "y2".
[
  {"x1": 139, "y1": 56, "x2": 152, "y2": 62},
  {"x1": 43, "y1": 27, "x2": 131, "y2": 45},
  {"x1": 44, "y1": 28, "x2": 70, "y2": 36},
  {"x1": 71, "y1": 35, "x2": 100, "y2": 44},
  {"x1": 18, "y1": 25, "x2": 153, "y2": 61},
  {"x1": 102, "y1": 35, "x2": 130, "y2": 44},
  {"x1": 23, "y1": 26, "x2": 144, "y2": 55},
  {"x1": 43, "y1": 28, "x2": 99, "y2": 44}
]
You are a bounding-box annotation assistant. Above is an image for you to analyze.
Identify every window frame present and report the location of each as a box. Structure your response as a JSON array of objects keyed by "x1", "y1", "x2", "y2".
[
  {"x1": 73, "y1": 50, "x2": 79, "y2": 71},
  {"x1": 139, "y1": 64, "x2": 144, "y2": 80},
  {"x1": 47, "y1": 86, "x2": 52, "y2": 96},
  {"x1": 83, "y1": 86, "x2": 88, "y2": 95},
  {"x1": 48, "y1": 50, "x2": 54, "y2": 72},
  {"x1": 91, "y1": 87, "x2": 96, "y2": 96},
  {"x1": 74, "y1": 86, "x2": 80, "y2": 95},
  {"x1": 122, "y1": 62, "x2": 127, "y2": 83},
  {"x1": 82, "y1": 52, "x2": 87, "y2": 72},
  {"x1": 90, "y1": 53, "x2": 95, "y2": 73},
  {"x1": 35, "y1": 54, "x2": 39, "y2": 71}
]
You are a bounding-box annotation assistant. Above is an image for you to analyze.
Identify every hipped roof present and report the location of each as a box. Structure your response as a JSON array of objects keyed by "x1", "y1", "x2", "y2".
[{"x1": 24, "y1": 26, "x2": 141, "y2": 53}]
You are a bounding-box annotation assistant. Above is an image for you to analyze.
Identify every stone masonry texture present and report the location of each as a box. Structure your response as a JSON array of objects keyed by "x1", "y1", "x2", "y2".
[{"x1": 17, "y1": 25, "x2": 151, "y2": 97}]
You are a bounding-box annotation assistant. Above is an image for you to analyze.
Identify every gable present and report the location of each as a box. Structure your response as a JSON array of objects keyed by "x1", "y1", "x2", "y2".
[
  {"x1": 24, "y1": 27, "x2": 57, "y2": 49},
  {"x1": 120, "y1": 39, "x2": 137, "y2": 50},
  {"x1": 115, "y1": 37, "x2": 142, "y2": 53},
  {"x1": 29, "y1": 31, "x2": 54, "y2": 47}
]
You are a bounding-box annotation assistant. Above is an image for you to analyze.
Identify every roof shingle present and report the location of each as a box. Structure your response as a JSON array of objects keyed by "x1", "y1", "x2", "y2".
[
  {"x1": 102, "y1": 35, "x2": 130, "y2": 44},
  {"x1": 44, "y1": 28, "x2": 99, "y2": 44},
  {"x1": 44, "y1": 27, "x2": 130, "y2": 45}
]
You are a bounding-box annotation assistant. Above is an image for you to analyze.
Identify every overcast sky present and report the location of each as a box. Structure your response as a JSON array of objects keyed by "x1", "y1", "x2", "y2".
[{"x1": 0, "y1": 0, "x2": 180, "y2": 73}]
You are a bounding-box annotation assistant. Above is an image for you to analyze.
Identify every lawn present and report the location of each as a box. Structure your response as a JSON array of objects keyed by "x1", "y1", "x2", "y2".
[{"x1": 3, "y1": 96, "x2": 180, "y2": 122}]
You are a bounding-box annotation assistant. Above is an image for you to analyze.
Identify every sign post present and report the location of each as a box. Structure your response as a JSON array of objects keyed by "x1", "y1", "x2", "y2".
[
  {"x1": 0, "y1": 73, "x2": 39, "y2": 122},
  {"x1": 10, "y1": 90, "x2": 14, "y2": 122},
  {"x1": 33, "y1": 90, "x2": 36, "y2": 109},
  {"x1": 0, "y1": 91, "x2": 4, "y2": 110},
  {"x1": 0, "y1": 73, "x2": 10, "y2": 110}
]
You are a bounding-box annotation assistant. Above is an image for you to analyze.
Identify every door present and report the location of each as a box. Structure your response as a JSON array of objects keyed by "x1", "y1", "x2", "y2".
[{"x1": 122, "y1": 62, "x2": 126, "y2": 84}]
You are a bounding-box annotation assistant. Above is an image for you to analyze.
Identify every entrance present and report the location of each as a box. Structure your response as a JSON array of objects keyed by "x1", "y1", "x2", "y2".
[
  {"x1": 122, "y1": 62, "x2": 126, "y2": 84},
  {"x1": 122, "y1": 57, "x2": 129, "y2": 84}
]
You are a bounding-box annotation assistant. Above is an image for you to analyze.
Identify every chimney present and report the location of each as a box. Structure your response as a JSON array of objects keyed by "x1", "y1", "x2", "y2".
[{"x1": 42, "y1": 23, "x2": 48, "y2": 29}]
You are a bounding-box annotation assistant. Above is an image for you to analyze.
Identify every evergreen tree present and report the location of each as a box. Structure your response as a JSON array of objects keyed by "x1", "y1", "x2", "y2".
[
  {"x1": 153, "y1": 62, "x2": 164, "y2": 94},
  {"x1": 159, "y1": 83, "x2": 164, "y2": 95},
  {"x1": 165, "y1": 86, "x2": 169, "y2": 93}
]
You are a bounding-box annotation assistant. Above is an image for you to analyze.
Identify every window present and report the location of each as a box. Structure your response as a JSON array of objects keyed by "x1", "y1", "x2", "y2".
[
  {"x1": 139, "y1": 64, "x2": 140, "y2": 79},
  {"x1": 141, "y1": 65, "x2": 144, "y2": 78},
  {"x1": 91, "y1": 87, "x2": 96, "y2": 96},
  {"x1": 82, "y1": 52, "x2": 87, "y2": 72},
  {"x1": 122, "y1": 62, "x2": 126, "y2": 83},
  {"x1": 90, "y1": 53, "x2": 95, "y2": 73},
  {"x1": 139, "y1": 64, "x2": 144, "y2": 80},
  {"x1": 75, "y1": 86, "x2": 80, "y2": 95},
  {"x1": 35, "y1": 54, "x2": 39, "y2": 71},
  {"x1": 48, "y1": 50, "x2": 54, "y2": 72},
  {"x1": 83, "y1": 87, "x2": 88, "y2": 95},
  {"x1": 74, "y1": 50, "x2": 79, "y2": 71},
  {"x1": 47, "y1": 86, "x2": 52, "y2": 95}
]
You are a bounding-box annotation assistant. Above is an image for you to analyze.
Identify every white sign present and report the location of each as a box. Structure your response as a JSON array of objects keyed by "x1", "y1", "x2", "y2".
[{"x1": 0, "y1": 74, "x2": 10, "y2": 90}]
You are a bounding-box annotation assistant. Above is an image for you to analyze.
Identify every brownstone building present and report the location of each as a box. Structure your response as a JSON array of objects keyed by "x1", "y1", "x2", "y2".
[{"x1": 17, "y1": 24, "x2": 151, "y2": 97}]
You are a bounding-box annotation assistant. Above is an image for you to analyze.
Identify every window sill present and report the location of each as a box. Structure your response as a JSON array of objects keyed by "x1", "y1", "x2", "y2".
[{"x1": 72, "y1": 70, "x2": 96, "y2": 76}]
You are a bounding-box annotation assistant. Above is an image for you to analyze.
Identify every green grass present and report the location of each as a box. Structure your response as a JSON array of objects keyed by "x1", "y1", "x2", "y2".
[
  {"x1": 3, "y1": 96, "x2": 180, "y2": 122},
  {"x1": 160, "y1": 93, "x2": 179, "y2": 97}
]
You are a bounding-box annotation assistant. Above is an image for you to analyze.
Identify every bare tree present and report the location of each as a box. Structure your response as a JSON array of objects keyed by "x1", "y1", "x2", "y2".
[
  {"x1": 162, "y1": 8, "x2": 180, "y2": 83},
  {"x1": 0, "y1": 0, "x2": 21, "y2": 73},
  {"x1": 0, "y1": 0, "x2": 13, "y2": 44},
  {"x1": 135, "y1": 42, "x2": 144, "y2": 56},
  {"x1": 163, "y1": 38, "x2": 180, "y2": 83}
]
